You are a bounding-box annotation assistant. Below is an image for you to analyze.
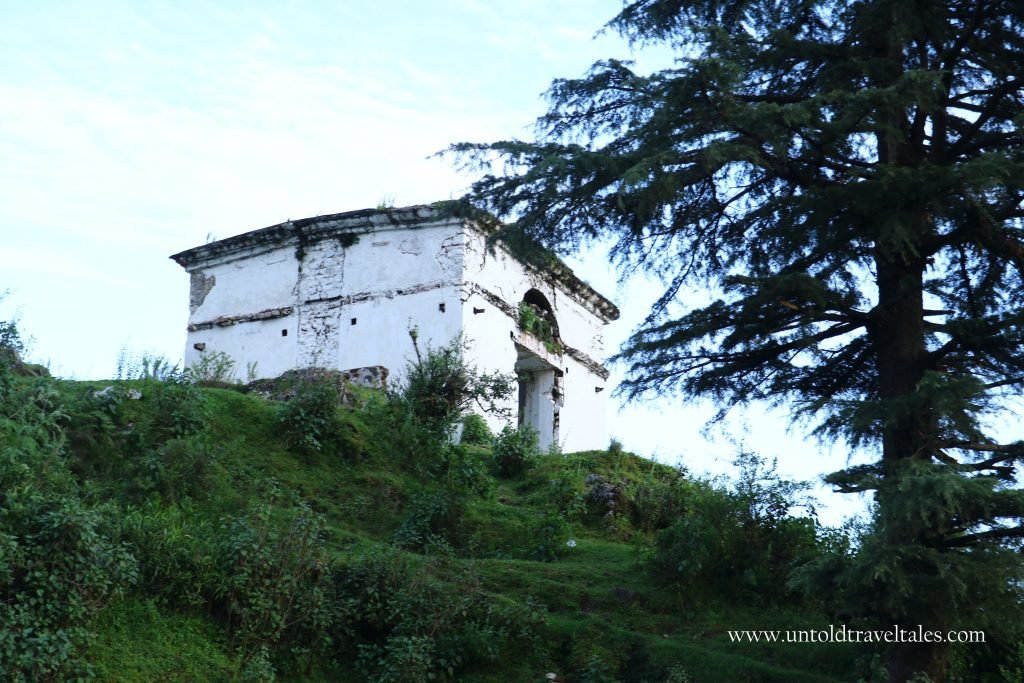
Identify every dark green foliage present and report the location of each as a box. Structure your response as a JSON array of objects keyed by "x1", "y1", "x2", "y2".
[
  {"x1": 215, "y1": 503, "x2": 332, "y2": 675},
  {"x1": 276, "y1": 379, "x2": 348, "y2": 458},
  {"x1": 139, "y1": 437, "x2": 216, "y2": 503},
  {"x1": 529, "y1": 511, "x2": 572, "y2": 562},
  {"x1": 336, "y1": 550, "x2": 547, "y2": 682},
  {"x1": 0, "y1": 367, "x2": 138, "y2": 680},
  {"x1": 62, "y1": 381, "x2": 212, "y2": 504},
  {"x1": 451, "y1": 1, "x2": 1024, "y2": 678},
  {"x1": 392, "y1": 491, "x2": 463, "y2": 554},
  {"x1": 136, "y1": 377, "x2": 207, "y2": 445},
  {"x1": 459, "y1": 413, "x2": 492, "y2": 446},
  {"x1": 0, "y1": 316, "x2": 25, "y2": 375},
  {"x1": 0, "y1": 494, "x2": 138, "y2": 682},
  {"x1": 399, "y1": 334, "x2": 514, "y2": 433},
  {"x1": 0, "y1": 366, "x2": 869, "y2": 681},
  {"x1": 122, "y1": 501, "x2": 218, "y2": 610},
  {"x1": 650, "y1": 454, "x2": 819, "y2": 605},
  {"x1": 626, "y1": 465, "x2": 690, "y2": 532},
  {"x1": 546, "y1": 472, "x2": 588, "y2": 520},
  {"x1": 492, "y1": 424, "x2": 541, "y2": 478},
  {"x1": 518, "y1": 301, "x2": 561, "y2": 354}
]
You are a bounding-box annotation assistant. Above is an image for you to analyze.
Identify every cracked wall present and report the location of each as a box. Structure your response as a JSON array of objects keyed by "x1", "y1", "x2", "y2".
[{"x1": 175, "y1": 209, "x2": 615, "y2": 451}]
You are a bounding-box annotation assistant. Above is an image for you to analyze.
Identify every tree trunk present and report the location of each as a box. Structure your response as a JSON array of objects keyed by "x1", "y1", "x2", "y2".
[
  {"x1": 887, "y1": 639, "x2": 950, "y2": 683},
  {"x1": 873, "y1": 245, "x2": 949, "y2": 682}
]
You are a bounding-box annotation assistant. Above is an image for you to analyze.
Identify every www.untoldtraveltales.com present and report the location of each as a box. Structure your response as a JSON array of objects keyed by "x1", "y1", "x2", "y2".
[{"x1": 727, "y1": 626, "x2": 985, "y2": 644}]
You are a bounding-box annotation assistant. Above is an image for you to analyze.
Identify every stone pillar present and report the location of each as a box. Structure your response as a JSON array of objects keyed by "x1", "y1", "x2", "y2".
[{"x1": 519, "y1": 368, "x2": 557, "y2": 451}]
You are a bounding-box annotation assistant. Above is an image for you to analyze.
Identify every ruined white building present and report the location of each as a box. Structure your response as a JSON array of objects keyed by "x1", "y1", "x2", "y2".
[{"x1": 171, "y1": 205, "x2": 619, "y2": 452}]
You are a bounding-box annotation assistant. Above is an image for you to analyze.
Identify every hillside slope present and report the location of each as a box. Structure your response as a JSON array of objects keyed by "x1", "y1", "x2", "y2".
[{"x1": 0, "y1": 361, "x2": 860, "y2": 682}]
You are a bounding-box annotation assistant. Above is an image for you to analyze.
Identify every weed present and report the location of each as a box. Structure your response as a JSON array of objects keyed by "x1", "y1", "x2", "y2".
[{"x1": 187, "y1": 351, "x2": 238, "y2": 384}]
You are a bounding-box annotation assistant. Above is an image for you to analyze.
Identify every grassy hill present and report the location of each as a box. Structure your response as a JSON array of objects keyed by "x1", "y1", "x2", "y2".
[{"x1": 0, "y1": 346, "x2": 865, "y2": 682}]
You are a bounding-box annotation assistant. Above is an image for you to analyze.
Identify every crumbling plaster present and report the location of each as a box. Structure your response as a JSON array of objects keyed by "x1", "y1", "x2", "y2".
[{"x1": 172, "y1": 205, "x2": 618, "y2": 452}]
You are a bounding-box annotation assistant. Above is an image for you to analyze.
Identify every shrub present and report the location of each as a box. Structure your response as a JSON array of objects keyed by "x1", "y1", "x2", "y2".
[
  {"x1": 432, "y1": 443, "x2": 492, "y2": 497},
  {"x1": 148, "y1": 376, "x2": 207, "y2": 441},
  {"x1": 0, "y1": 362, "x2": 143, "y2": 680},
  {"x1": 0, "y1": 497, "x2": 138, "y2": 681},
  {"x1": 186, "y1": 350, "x2": 238, "y2": 384},
  {"x1": 276, "y1": 380, "x2": 344, "y2": 457},
  {"x1": 215, "y1": 503, "x2": 333, "y2": 674},
  {"x1": 649, "y1": 453, "x2": 820, "y2": 605},
  {"x1": 459, "y1": 413, "x2": 492, "y2": 446},
  {"x1": 627, "y1": 467, "x2": 691, "y2": 532},
  {"x1": 0, "y1": 315, "x2": 25, "y2": 371},
  {"x1": 391, "y1": 491, "x2": 462, "y2": 555},
  {"x1": 140, "y1": 436, "x2": 217, "y2": 503},
  {"x1": 122, "y1": 500, "x2": 217, "y2": 609},
  {"x1": 547, "y1": 473, "x2": 587, "y2": 520},
  {"x1": 334, "y1": 550, "x2": 547, "y2": 682},
  {"x1": 399, "y1": 334, "x2": 514, "y2": 433},
  {"x1": 529, "y1": 511, "x2": 571, "y2": 562},
  {"x1": 492, "y1": 424, "x2": 540, "y2": 478}
]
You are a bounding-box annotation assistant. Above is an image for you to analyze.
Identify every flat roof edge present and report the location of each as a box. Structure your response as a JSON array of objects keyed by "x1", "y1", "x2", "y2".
[{"x1": 170, "y1": 203, "x2": 619, "y2": 322}]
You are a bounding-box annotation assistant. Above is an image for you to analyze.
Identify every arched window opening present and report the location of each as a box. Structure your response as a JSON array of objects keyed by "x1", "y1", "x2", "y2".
[{"x1": 518, "y1": 289, "x2": 560, "y2": 354}]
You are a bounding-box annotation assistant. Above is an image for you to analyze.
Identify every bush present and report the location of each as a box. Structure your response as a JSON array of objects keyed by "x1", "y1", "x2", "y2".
[
  {"x1": 334, "y1": 550, "x2": 547, "y2": 682},
  {"x1": 391, "y1": 491, "x2": 462, "y2": 554},
  {"x1": 0, "y1": 497, "x2": 138, "y2": 681},
  {"x1": 649, "y1": 453, "x2": 820, "y2": 605},
  {"x1": 492, "y1": 425, "x2": 540, "y2": 478},
  {"x1": 0, "y1": 316, "x2": 25, "y2": 371},
  {"x1": 139, "y1": 437, "x2": 217, "y2": 503},
  {"x1": 399, "y1": 334, "x2": 514, "y2": 433},
  {"x1": 148, "y1": 376, "x2": 207, "y2": 441},
  {"x1": 276, "y1": 380, "x2": 345, "y2": 457},
  {"x1": 546, "y1": 473, "x2": 587, "y2": 520},
  {"x1": 0, "y1": 365, "x2": 141, "y2": 680},
  {"x1": 529, "y1": 511, "x2": 572, "y2": 562},
  {"x1": 627, "y1": 467, "x2": 691, "y2": 532},
  {"x1": 122, "y1": 500, "x2": 218, "y2": 610},
  {"x1": 186, "y1": 350, "x2": 238, "y2": 384},
  {"x1": 215, "y1": 503, "x2": 333, "y2": 674},
  {"x1": 459, "y1": 413, "x2": 492, "y2": 446}
]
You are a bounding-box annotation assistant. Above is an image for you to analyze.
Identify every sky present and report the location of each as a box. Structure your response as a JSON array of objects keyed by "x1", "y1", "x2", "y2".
[{"x1": 0, "y1": 0, "x2": 871, "y2": 523}]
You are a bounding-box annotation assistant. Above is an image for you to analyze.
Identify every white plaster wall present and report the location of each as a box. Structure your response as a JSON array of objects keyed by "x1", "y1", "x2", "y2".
[
  {"x1": 336, "y1": 285, "x2": 464, "y2": 385},
  {"x1": 458, "y1": 287, "x2": 521, "y2": 436},
  {"x1": 460, "y1": 226, "x2": 611, "y2": 452},
  {"x1": 182, "y1": 220, "x2": 466, "y2": 379},
  {"x1": 557, "y1": 356, "x2": 609, "y2": 453},
  {"x1": 177, "y1": 215, "x2": 613, "y2": 451},
  {"x1": 339, "y1": 223, "x2": 464, "y2": 294},
  {"x1": 188, "y1": 245, "x2": 298, "y2": 321},
  {"x1": 183, "y1": 243, "x2": 299, "y2": 378},
  {"x1": 185, "y1": 317, "x2": 298, "y2": 380}
]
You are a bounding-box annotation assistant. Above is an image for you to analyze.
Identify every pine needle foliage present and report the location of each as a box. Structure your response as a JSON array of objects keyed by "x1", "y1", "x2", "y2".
[{"x1": 449, "y1": 1, "x2": 1024, "y2": 679}]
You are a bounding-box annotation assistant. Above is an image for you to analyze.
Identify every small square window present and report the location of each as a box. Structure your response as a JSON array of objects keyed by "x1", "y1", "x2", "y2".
[{"x1": 351, "y1": 318, "x2": 357, "y2": 325}]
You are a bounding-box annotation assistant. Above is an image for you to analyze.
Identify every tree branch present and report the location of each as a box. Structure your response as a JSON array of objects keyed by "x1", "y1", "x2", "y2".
[{"x1": 943, "y1": 525, "x2": 1024, "y2": 548}]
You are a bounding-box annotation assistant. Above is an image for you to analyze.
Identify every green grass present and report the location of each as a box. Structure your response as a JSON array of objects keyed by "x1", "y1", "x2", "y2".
[
  {"x1": 88, "y1": 598, "x2": 233, "y2": 682},
  {"x1": 54, "y1": 381, "x2": 861, "y2": 682}
]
